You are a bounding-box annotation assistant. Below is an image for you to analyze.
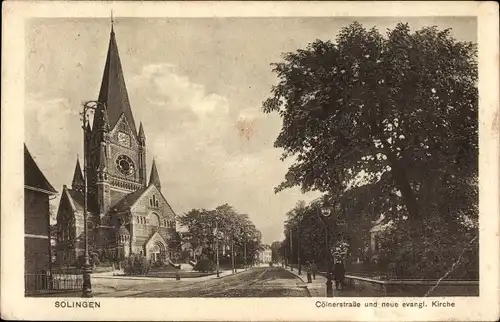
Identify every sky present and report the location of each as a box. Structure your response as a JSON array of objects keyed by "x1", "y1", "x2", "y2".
[{"x1": 25, "y1": 17, "x2": 476, "y2": 244}]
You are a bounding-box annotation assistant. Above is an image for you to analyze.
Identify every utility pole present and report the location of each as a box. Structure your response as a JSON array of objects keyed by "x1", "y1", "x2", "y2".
[
  {"x1": 215, "y1": 220, "x2": 220, "y2": 278},
  {"x1": 298, "y1": 224, "x2": 301, "y2": 275},
  {"x1": 244, "y1": 241, "x2": 247, "y2": 270},
  {"x1": 80, "y1": 101, "x2": 101, "y2": 298},
  {"x1": 231, "y1": 238, "x2": 235, "y2": 274},
  {"x1": 290, "y1": 229, "x2": 293, "y2": 271}
]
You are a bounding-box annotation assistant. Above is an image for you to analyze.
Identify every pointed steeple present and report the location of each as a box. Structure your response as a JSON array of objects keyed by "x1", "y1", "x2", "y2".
[
  {"x1": 138, "y1": 122, "x2": 146, "y2": 143},
  {"x1": 96, "y1": 20, "x2": 137, "y2": 137},
  {"x1": 110, "y1": 10, "x2": 115, "y2": 35},
  {"x1": 72, "y1": 157, "x2": 84, "y2": 191},
  {"x1": 149, "y1": 159, "x2": 161, "y2": 190}
]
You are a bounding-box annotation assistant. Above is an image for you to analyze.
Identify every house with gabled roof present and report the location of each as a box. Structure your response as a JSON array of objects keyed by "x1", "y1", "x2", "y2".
[{"x1": 24, "y1": 144, "x2": 57, "y2": 283}]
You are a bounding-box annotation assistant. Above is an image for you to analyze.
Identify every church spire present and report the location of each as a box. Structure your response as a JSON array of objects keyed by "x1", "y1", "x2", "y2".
[
  {"x1": 71, "y1": 157, "x2": 84, "y2": 191},
  {"x1": 149, "y1": 159, "x2": 161, "y2": 190},
  {"x1": 138, "y1": 122, "x2": 145, "y2": 141},
  {"x1": 96, "y1": 17, "x2": 137, "y2": 137},
  {"x1": 110, "y1": 10, "x2": 114, "y2": 34}
]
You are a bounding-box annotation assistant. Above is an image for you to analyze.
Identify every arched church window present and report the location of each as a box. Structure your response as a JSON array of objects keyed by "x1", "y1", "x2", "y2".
[
  {"x1": 163, "y1": 220, "x2": 167, "y2": 227},
  {"x1": 137, "y1": 217, "x2": 140, "y2": 224},
  {"x1": 148, "y1": 212, "x2": 160, "y2": 227}
]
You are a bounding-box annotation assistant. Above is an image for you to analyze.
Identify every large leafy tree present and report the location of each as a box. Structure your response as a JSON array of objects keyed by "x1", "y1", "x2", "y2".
[
  {"x1": 263, "y1": 21, "x2": 477, "y2": 228},
  {"x1": 178, "y1": 204, "x2": 262, "y2": 264},
  {"x1": 265, "y1": 22, "x2": 478, "y2": 278}
]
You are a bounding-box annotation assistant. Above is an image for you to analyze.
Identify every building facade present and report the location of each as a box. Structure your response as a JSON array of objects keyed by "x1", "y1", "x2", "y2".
[
  {"x1": 56, "y1": 24, "x2": 180, "y2": 266},
  {"x1": 258, "y1": 245, "x2": 272, "y2": 263},
  {"x1": 25, "y1": 145, "x2": 57, "y2": 283}
]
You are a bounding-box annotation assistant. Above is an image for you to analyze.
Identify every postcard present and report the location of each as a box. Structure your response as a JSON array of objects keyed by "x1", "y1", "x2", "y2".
[{"x1": 1, "y1": 1, "x2": 499, "y2": 321}]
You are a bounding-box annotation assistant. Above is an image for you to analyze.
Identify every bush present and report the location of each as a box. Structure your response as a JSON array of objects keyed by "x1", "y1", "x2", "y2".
[
  {"x1": 153, "y1": 258, "x2": 165, "y2": 268},
  {"x1": 123, "y1": 254, "x2": 151, "y2": 275},
  {"x1": 193, "y1": 258, "x2": 215, "y2": 273}
]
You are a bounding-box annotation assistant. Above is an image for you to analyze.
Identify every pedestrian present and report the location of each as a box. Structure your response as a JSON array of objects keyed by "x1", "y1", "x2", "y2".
[
  {"x1": 306, "y1": 261, "x2": 312, "y2": 283},
  {"x1": 311, "y1": 260, "x2": 317, "y2": 280},
  {"x1": 333, "y1": 260, "x2": 346, "y2": 291}
]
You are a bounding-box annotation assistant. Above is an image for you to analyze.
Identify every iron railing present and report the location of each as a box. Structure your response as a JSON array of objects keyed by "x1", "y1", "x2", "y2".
[{"x1": 25, "y1": 270, "x2": 83, "y2": 295}]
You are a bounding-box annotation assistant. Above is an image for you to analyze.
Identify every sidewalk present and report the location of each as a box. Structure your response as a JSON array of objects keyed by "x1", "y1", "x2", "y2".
[
  {"x1": 284, "y1": 265, "x2": 364, "y2": 297},
  {"x1": 91, "y1": 268, "x2": 248, "y2": 282},
  {"x1": 284, "y1": 265, "x2": 327, "y2": 297}
]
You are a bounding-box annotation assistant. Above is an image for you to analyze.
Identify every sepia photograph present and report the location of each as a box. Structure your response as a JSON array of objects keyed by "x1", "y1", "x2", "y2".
[{"x1": 2, "y1": 1, "x2": 499, "y2": 321}]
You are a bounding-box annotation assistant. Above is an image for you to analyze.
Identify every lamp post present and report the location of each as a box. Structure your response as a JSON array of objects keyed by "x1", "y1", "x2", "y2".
[
  {"x1": 231, "y1": 233, "x2": 236, "y2": 274},
  {"x1": 244, "y1": 240, "x2": 247, "y2": 270},
  {"x1": 214, "y1": 221, "x2": 221, "y2": 278},
  {"x1": 297, "y1": 223, "x2": 301, "y2": 275},
  {"x1": 289, "y1": 229, "x2": 293, "y2": 271},
  {"x1": 315, "y1": 203, "x2": 334, "y2": 298},
  {"x1": 80, "y1": 100, "x2": 102, "y2": 297},
  {"x1": 242, "y1": 230, "x2": 249, "y2": 271}
]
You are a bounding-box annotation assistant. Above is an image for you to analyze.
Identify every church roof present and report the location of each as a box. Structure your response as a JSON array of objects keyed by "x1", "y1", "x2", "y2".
[
  {"x1": 116, "y1": 224, "x2": 130, "y2": 236},
  {"x1": 149, "y1": 159, "x2": 161, "y2": 190},
  {"x1": 111, "y1": 186, "x2": 148, "y2": 213},
  {"x1": 97, "y1": 27, "x2": 137, "y2": 137},
  {"x1": 24, "y1": 144, "x2": 57, "y2": 194},
  {"x1": 64, "y1": 187, "x2": 85, "y2": 212},
  {"x1": 110, "y1": 183, "x2": 176, "y2": 217},
  {"x1": 71, "y1": 158, "x2": 84, "y2": 188}
]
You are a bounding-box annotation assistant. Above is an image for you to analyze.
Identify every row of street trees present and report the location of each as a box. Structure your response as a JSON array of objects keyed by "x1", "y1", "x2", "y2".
[
  {"x1": 264, "y1": 22, "x2": 478, "y2": 279},
  {"x1": 178, "y1": 204, "x2": 262, "y2": 272},
  {"x1": 281, "y1": 199, "x2": 362, "y2": 271}
]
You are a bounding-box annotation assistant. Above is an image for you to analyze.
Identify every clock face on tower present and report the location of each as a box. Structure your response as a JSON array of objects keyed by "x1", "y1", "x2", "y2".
[
  {"x1": 118, "y1": 132, "x2": 131, "y2": 147},
  {"x1": 116, "y1": 155, "x2": 135, "y2": 176}
]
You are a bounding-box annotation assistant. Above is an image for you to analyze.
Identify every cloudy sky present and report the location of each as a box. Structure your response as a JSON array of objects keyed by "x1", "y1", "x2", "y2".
[{"x1": 25, "y1": 17, "x2": 476, "y2": 243}]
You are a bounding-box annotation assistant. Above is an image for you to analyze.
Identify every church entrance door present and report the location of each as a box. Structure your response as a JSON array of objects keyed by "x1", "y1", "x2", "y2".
[{"x1": 149, "y1": 241, "x2": 166, "y2": 263}]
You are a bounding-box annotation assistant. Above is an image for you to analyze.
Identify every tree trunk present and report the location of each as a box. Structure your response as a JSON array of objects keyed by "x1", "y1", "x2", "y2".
[{"x1": 384, "y1": 148, "x2": 420, "y2": 225}]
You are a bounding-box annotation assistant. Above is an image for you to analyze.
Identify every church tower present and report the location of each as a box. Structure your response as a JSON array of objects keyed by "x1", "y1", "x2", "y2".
[
  {"x1": 87, "y1": 22, "x2": 147, "y2": 217},
  {"x1": 56, "y1": 18, "x2": 180, "y2": 264}
]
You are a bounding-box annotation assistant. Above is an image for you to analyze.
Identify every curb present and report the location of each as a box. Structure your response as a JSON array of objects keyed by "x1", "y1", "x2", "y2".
[
  {"x1": 281, "y1": 267, "x2": 314, "y2": 297},
  {"x1": 215, "y1": 267, "x2": 255, "y2": 279}
]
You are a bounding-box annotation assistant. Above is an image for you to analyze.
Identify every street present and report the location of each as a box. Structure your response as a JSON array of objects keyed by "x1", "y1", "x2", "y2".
[{"x1": 92, "y1": 267, "x2": 309, "y2": 298}]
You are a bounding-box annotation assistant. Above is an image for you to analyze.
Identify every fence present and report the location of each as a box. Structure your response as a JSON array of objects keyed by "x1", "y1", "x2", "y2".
[
  {"x1": 25, "y1": 270, "x2": 83, "y2": 296},
  {"x1": 343, "y1": 274, "x2": 479, "y2": 297}
]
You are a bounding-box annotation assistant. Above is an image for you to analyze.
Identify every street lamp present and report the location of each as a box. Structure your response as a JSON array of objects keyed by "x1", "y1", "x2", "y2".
[
  {"x1": 242, "y1": 231, "x2": 248, "y2": 271},
  {"x1": 289, "y1": 228, "x2": 293, "y2": 271},
  {"x1": 297, "y1": 223, "x2": 301, "y2": 275},
  {"x1": 316, "y1": 203, "x2": 334, "y2": 298},
  {"x1": 80, "y1": 100, "x2": 103, "y2": 297},
  {"x1": 214, "y1": 221, "x2": 221, "y2": 278}
]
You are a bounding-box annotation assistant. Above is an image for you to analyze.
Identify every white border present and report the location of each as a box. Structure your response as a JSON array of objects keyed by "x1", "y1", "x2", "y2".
[{"x1": 2, "y1": 1, "x2": 499, "y2": 321}]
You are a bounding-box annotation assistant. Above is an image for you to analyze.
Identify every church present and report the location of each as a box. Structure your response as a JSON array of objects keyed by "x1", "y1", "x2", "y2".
[{"x1": 56, "y1": 23, "x2": 180, "y2": 266}]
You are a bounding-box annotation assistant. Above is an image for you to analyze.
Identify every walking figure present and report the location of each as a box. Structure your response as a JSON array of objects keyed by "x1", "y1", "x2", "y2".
[
  {"x1": 311, "y1": 260, "x2": 317, "y2": 280},
  {"x1": 306, "y1": 261, "x2": 312, "y2": 283},
  {"x1": 333, "y1": 260, "x2": 346, "y2": 291}
]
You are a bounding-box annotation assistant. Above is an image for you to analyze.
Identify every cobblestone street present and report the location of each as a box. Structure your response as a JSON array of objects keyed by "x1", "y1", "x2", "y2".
[{"x1": 90, "y1": 267, "x2": 308, "y2": 298}]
